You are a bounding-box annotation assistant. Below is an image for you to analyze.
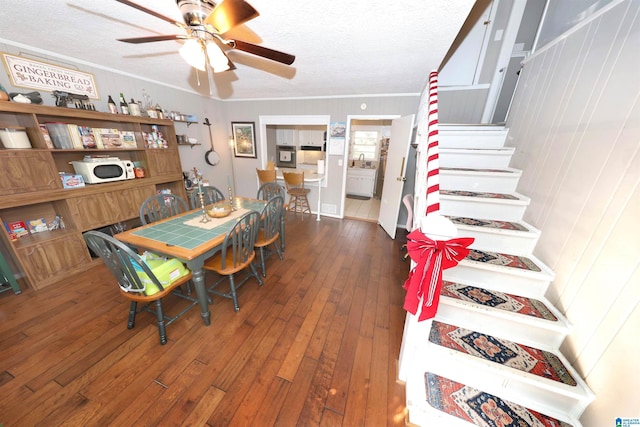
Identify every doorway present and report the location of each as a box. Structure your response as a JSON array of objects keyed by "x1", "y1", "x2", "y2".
[{"x1": 343, "y1": 116, "x2": 397, "y2": 222}]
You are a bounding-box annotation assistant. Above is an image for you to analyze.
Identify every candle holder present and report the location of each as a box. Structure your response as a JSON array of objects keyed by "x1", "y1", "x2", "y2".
[
  {"x1": 198, "y1": 188, "x2": 210, "y2": 223},
  {"x1": 228, "y1": 184, "x2": 235, "y2": 210}
]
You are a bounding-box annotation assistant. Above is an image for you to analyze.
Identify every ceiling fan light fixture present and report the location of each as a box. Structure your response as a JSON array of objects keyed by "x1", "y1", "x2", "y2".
[
  {"x1": 206, "y1": 41, "x2": 231, "y2": 73},
  {"x1": 179, "y1": 38, "x2": 206, "y2": 71}
]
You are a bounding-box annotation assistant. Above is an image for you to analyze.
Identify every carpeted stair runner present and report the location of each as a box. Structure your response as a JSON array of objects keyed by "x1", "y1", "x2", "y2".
[
  {"x1": 441, "y1": 189, "x2": 520, "y2": 200},
  {"x1": 441, "y1": 281, "x2": 558, "y2": 321},
  {"x1": 449, "y1": 216, "x2": 529, "y2": 232},
  {"x1": 466, "y1": 249, "x2": 542, "y2": 272},
  {"x1": 425, "y1": 372, "x2": 574, "y2": 427},
  {"x1": 429, "y1": 320, "x2": 577, "y2": 386}
]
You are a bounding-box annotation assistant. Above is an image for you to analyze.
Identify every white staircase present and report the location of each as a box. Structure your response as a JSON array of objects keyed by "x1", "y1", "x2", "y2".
[{"x1": 400, "y1": 125, "x2": 594, "y2": 427}]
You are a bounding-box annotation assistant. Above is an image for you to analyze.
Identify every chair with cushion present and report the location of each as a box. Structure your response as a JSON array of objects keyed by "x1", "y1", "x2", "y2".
[
  {"x1": 189, "y1": 186, "x2": 225, "y2": 209},
  {"x1": 203, "y1": 210, "x2": 263, "y2": 312},
  {"x1": 283, "y1": 171, "x2": 311, "y2": 218},
  {"x1": 257, "y1": 182, "x2": 287, "y2": 252},
  {"x1": 139, "y1": 194, "x2": 188, "y2": 225},
  {"x1": 256, "y1": 168, "x2": 277, "y2": 185},
  {"x1": 83, "y1": 231, "x2": 198, "y2": 345},
  {"x1": 254, "y1": 195, "x2": 284, "y2": 277}
]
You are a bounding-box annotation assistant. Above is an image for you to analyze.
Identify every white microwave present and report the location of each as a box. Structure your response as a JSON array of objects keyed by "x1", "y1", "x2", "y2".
[{"x1": 71, "y1": 158, "x2": 135, "y2": 184}]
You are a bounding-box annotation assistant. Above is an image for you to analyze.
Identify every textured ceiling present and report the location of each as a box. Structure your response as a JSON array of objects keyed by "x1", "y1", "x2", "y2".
[{"x1": 0, "y1": 0, "x2": 475, "y2": 100}]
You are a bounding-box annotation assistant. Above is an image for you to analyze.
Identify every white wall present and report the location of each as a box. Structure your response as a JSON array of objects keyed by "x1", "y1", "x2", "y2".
[{"x1": 505, "y1": 1, "x2": 639, "y2": 425}]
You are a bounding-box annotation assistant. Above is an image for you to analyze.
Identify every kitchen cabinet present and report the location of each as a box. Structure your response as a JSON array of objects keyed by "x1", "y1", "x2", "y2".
[
  {"x1": 276, "y1": 127, "x2": 297, "y2": 146},
  {"x1": 0, "y1": 103, "x2": 186, "y2": 290},
  {"x1": 346, "y1": 168, "x2": 377, "y2": 198},
  {"x1": 297, "y1": 129, "x2": 324, "y2": 147}
]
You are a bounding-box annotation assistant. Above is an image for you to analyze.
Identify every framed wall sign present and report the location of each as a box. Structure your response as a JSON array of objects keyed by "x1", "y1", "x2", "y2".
[
  {"x1": 231, "y1": 122, "x2": 257, "y2": 158},
  {"x1": 1, "y1": 53, "x2": 99, "y2": 98}
]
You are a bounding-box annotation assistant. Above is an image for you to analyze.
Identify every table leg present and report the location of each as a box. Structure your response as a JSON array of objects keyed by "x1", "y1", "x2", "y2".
[
  {"x1": 316, "y1": 180, "x2": 322, "y2": 221},
  {"x1": 188, "y1": 262, "x2": 211, "y2": 326}
]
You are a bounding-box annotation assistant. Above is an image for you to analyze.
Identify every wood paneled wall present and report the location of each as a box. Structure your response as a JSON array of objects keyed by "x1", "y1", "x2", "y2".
[{"x1": 505, "y1": 2, "x2": 640, "y2": 425}]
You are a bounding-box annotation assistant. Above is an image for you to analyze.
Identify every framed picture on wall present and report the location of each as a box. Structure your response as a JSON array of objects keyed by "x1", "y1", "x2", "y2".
[{"x1": 231, "y1": 122, "x2": 257, "y2": 158}]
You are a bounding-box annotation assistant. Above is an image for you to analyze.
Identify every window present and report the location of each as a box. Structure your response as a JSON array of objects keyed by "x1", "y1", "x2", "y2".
[{"x1": 351, "y1": 131, "x2": 379, "y2": 161}]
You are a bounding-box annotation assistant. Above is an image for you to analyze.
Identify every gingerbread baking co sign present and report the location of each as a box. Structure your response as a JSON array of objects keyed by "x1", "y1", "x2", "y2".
[{"x1": 2, "y1": 53, "x2": 98, "y2": 99}]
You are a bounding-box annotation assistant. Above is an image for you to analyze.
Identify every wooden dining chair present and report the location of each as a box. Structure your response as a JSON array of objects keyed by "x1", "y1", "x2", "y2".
[
  {"x1": 257, "y1": 182, "x2": 287, "y2": 252},
  {"x1": 256, "y1": 168, "x2": 277, "y2": 185},
  {"x1": 203, "y1": 210, "x2": 262, "y2": 312},
  {"x1": 283, "y1": 171, "x2": 311, "y2": 218},
  {"x1": 189, "y1": 186, "x2": 225, "y2": 209},
  {"x1": 265, "y1": 161, "x2": 276, "y2": 170},
  {"x1": 139, "y1": 194, "x2": 189, "y2": 225},
  {"x1": 83, "y1": 231, "x2": 198, "y2": 345},
  {"x1": 254, "y1": 195, "x2": 284, "y2": 277}
]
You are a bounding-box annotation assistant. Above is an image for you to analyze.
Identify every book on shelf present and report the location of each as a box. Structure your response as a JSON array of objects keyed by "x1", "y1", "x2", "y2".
[
  {"x1": 96, "y1": 128, "x2": 123, "y2": 149},
  {"x1": 121, "y1": 131, "x2": 137, "y2": 148},
  {"x1": 5, "y1": 221, "x2": 30, "y2": 240},
  {"x1": 45, "y1": 122, "x2": 73, "y2": 149},
  {"x1": 90, "y1": 128, "x2": 104, "y2": 149},
  {"x1": 27, "y1": 218, "x2": 48, "y2": 233},
  {"x1": 39, "y1": 124, "x2": 55, "y2": 148},
  {"x1": 67, "y1": 124, "x2": 84, "y2": 149},
  {"x1": 77, "y1": 126, "x2": 98, "y2": 149}
]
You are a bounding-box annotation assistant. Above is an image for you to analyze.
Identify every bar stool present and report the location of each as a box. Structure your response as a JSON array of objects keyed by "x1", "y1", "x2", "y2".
[
  {"x1": 283, "y1": 171, "x2": 311, "y2": 219},
  {"x1": 256, "y1": 168, "x2": 276, "y2": 185}
]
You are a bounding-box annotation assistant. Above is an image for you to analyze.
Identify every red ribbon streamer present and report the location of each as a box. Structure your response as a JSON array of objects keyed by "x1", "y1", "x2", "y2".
[{"x1": 403, "y1": 229, "x2": 474, "y2": 321}]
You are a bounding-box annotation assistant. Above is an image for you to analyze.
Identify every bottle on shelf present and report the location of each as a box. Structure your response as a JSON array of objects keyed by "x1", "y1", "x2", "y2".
[
  {"x1": 119, "y1": 93, "x2": 130, "y2": 115},
  {"x1": 129, "y1": 98, "x2": 141, "y2": 116},
  {"x1": 107, "y1": 95, "x2": 118, "y2": 114}
]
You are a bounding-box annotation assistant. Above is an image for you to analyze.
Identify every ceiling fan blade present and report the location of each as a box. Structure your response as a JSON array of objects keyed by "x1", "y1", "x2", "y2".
[
  {"x1": 118, "y1": 35, "x2": 185, "y2": 44},
  {"x1": 231, "y1": 40, "x2": 295, "y2": 65},
  {"x1": 204, "y1": 0, "x2": 259, "y2": 34},
  {"x1": 115, "y1": 0, "x2": 184, "y2": 27}
]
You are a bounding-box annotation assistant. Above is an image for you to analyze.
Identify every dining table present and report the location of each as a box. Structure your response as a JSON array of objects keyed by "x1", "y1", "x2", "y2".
[{"x1": 114, "y1": 196, "x2": 267, "y2": 326}]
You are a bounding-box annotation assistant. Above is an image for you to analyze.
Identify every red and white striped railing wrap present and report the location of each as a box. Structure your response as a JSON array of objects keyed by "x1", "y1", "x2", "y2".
[{"x1": 425, "y1": 71, "x2": 440, "y2": 216}]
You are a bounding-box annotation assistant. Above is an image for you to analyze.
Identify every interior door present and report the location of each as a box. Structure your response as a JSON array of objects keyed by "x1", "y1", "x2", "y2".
[{"x1": 378, "y1": 114, "x2": 415, "y2": 238}]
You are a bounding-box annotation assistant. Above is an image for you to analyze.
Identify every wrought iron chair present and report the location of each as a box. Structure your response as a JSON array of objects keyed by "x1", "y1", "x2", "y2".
[
  {"x1": 257, "y1": 182, "x2": 287, "y2": 252},
  {"x1": 189, "y1": 186, "x2": 225, "y2": 209},
  {"x1": 203, "y1": 211, "x2": 263, "y2": 312},
  {"x1": 83, "y1": 231, "x2": 198, "y2": 345},
  {"x1": 139, "y1": 194, "x2": 188, "y2": 225},
  {"x1": 254, "y1": 195, "x2": 284, "y2": 277}
]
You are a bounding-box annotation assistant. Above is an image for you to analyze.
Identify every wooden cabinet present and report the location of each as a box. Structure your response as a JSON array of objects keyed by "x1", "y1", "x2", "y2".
[
  {"x1": 346, "y1": 168, "x2": 377, "y2": 197},
  {"x1": 0, "y1": 103, "x2": 187, "y2": 290}
]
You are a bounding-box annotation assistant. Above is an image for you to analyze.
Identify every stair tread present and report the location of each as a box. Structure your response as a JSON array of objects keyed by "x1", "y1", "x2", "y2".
[
  {"x1": 441, "y1": 166, "x2": 519, "y2": 174},
  {"x1": 424, "y1": 372, "x2": 577, "y2": 427},
  {"x1": 441, "y1": 281, "x2": 558, "y2": 322},
  {"x1": 449, "y1": 216, "x2": 530, "y2": 232},
  {"x1": 466, "y1": 249, "x2": 542, "y2": 272},
  {"x1": 429, "y1": 320, "x2": 577, "y2": 386},
  {"x1": 442, "y1": 189, "x2": 526, "y2": 201}
]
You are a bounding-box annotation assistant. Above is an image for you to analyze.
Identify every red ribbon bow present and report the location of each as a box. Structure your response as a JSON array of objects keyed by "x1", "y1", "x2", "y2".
[{"x1": 403, "y1": 229, "x2": 474, "y2": 321}]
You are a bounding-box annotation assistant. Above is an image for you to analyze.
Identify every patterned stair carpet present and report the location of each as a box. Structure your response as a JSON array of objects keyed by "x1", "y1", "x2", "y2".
[
  {"x1": 425, "y1": 372, "x2": 574, "y2": 427},
  {"x1": 466, "y1": 249, "x2": 542, "y2": 272},
  {"x1": 441, "y1": 167, "x2": 516, "y2": 173},
  {"x1": 441, "y1": 281, "x2": 558, "y2": 321},
  {"x1": 441, "y1": 190, "x2": 519, "y2": 200},
  {"x1": 448, "y1": 216, "x2": 529, "y2": 232},
  {"x1": 429, "y1": 321, "x2": 576, "y2": 386}
]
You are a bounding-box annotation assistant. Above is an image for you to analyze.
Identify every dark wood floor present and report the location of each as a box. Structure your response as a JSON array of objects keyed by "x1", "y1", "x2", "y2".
[{"x1": 0, "y1": 215, "x2": 410, "y2": 426}]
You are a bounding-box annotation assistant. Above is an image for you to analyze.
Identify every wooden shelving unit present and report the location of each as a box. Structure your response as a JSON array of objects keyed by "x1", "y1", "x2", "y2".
[{"x1": 0, "y1": 103, "x2": 187, "y2": 290}]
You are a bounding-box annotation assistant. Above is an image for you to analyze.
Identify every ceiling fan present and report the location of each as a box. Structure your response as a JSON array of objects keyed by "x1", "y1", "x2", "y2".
[{"x1": 115, "y1": 0, "x2": 295, "y2": 74}]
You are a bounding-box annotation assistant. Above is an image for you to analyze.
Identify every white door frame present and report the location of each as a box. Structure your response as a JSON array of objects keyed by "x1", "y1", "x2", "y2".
[{"x1": 342, "y1": 115, "x2": 400, "y2": 219}]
